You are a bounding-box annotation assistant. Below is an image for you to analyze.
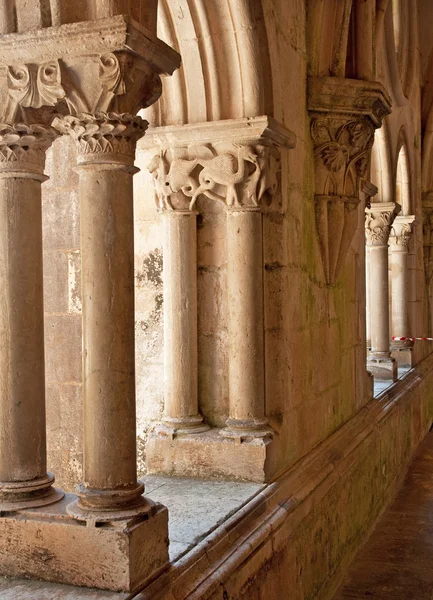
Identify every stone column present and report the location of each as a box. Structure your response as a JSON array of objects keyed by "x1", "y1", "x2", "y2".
[
  {"x1": 0, "y1": 124, "x2": 63, "y2": 510},
  {"x1": 390, "y1": 215, "x2": 415, "y2": 366},
  {"x1": 365, "y1": 202, "x2": 400, "y2": 381},
  {"x1": 54, "y1": 113, "x2": 151, "y2": 520},
  {"x1": 222, "y1": 206, "x2": 272, "y2": 440},
  {"x1": 161, "y1": 208, "x2": 208, "y2": 435}
]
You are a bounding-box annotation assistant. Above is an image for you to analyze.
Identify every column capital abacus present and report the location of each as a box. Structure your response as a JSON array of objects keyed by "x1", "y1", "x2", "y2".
[
  {"x1": 143, "y1": 116, "x2": 295, "y2": 213},
  {"x1": 365, "y1": 202, "x2": 400, "y2": 247},
  {"x1": 389, "y1": 215, "x2": 416, "y2": 251}
]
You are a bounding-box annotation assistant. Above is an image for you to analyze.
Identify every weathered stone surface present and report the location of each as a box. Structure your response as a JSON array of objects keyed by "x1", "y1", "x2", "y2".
[{"x1": 0, "y1": 494, "x2": 169, "y2": 592}]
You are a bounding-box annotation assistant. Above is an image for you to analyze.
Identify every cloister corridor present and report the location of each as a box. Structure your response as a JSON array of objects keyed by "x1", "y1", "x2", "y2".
[
  {"x1": 3, "y1": 0, "x2": 433, "y2": 598},
  {"x1": 337, "y1": 431, "x2": 433, "y2": 600}
]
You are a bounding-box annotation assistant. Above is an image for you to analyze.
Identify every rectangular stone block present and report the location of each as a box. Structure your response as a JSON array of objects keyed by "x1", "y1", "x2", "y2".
[
  {"x1": 367, "y1": 356, "x2": 398, "y2": 381},
  {"x1": 0, "y1": 494, "x2": 169, "y2": 593},
  {"x1": 146, "y1": 428, "x2": 272, "y2": 482}
]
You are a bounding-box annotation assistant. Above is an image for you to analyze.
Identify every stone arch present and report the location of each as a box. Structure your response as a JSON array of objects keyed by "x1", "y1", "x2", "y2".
[
  {"x1": 307, "y1": 0, "x2": 391, "y2": 81},
  {"x1": 144, "y1": 0, "x2": 274, "y2": 126},
  {"x1": 371, "y1": 120, "x2": 393, "y2": 203},
  {"x1": 395, "y1": 128, "x2": 412, "y2": 214}
]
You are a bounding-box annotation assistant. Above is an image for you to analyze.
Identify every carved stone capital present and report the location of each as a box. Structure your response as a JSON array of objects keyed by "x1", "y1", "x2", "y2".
[
  {"x1": 52, "y1": 112, "x2": 148, "y2": 167},
  {"x1": 0, "y1": 16, "x2": 180, "y2": 126},
  {"x1": 141, "y1": 116, "x2": 295, "y2": 213},
  {"x1": 0, "y1": 122, "x2": 57, "y2": 177},
  {"x1": 389, "y1": 215, "x2": 416, "y2": 251},
  {"x1": 308, "y1": 76, "x2": 392, "y2": 284},
  {"x1": 147, "y1": 143, "x2": 280, "y2": 212},
  {"x1": 365, "y1": 203, "x2": 400, "y2": 247}
]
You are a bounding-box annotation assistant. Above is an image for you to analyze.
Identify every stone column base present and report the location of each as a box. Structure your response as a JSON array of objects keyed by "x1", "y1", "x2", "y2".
[
  {"x1": 146, "y1": 428, "x2": 273, "y2": 483},
  {"x1": 367, "y1": 354, "x2": 398, "y2": 381},
  {"x1": 0, "y1": 493, "x2": 168, "y2": 592}
]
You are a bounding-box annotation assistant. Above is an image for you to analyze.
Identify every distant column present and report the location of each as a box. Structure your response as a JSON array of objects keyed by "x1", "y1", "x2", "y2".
[{"x1": 365, "y1": 202, "x2": 400, "y2": 381}]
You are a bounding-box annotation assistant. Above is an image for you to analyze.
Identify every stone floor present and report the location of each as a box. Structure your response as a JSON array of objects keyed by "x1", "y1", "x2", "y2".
[
  {"x1": 0, "y1": 476, "x2": 264, "y2": 599},
  {"x1": 335, "y1": 431, "x2": 433, "y2": 599},
  {"x1": 373, "y1": 366, "x2": 411, "y2": 397}
]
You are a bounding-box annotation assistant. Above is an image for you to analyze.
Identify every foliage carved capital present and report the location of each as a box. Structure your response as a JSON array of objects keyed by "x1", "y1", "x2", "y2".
[
  {"x1": 52, "y1": 112, "x2": 148, "y2": 162},
  {"x1": 0, "y1": 16, "x2": 180, "y2": 129},
  {"x1": 308, "y1": 76, "x2": 392, "y2": 284},
  {"x1": 365, "y1": 203, "x2": 400, "y2": 247},
  {"x1": 389, "y1": 215, "x2": 416, "y2": 250},
  {"x1": 0, "y1": 122, "x2": 57, "y2": 175}
]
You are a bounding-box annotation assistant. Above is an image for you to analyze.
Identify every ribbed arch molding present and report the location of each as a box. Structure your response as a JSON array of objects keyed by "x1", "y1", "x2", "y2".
[{"x1": 144, "y1": 0, "x2": 273, "y2": 126}]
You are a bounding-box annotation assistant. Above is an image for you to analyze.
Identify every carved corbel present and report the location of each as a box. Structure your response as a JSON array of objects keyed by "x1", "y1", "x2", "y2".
[
  {"x1": 365, "y1": 202, "x2": 400, "y2": 247},
  {"x1": 308, "y1": 76, "x2": 392, "y2": 284},
  {"x1": 0, "y1": 16, "x2": 180, "y2": 129}
]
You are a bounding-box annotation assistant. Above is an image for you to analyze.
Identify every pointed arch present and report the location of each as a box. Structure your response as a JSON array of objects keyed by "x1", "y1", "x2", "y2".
[{"x1": 144, "y1": 0, "x2": 274, "y2": 126}]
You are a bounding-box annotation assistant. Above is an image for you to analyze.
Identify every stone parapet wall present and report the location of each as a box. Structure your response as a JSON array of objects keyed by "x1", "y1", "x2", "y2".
[{"x1": 136, "y1": 350, "x2": 433, "y2": 600}]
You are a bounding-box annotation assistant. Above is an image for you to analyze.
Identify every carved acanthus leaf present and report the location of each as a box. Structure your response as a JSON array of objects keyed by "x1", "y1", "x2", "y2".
[
  {"x1": 1, "y1": 60, "x2": 65, "y2": 123},
  {"x1": 311, "y1": 116, "x2": 375, "y2": 198},
  {"x1": 147, "y1": 143, "x2": 281, "y2": 212},
  {"x1": 52, "y1": 112, "x2": 148, "y2": 157}
]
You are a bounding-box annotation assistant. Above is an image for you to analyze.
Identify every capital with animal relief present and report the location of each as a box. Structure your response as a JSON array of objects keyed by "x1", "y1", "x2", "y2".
[{"x1": 147, "y1": 142, "x2": 281, "y2": 213}]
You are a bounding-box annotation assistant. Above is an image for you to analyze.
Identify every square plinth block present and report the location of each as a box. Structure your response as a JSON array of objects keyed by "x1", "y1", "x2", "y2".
[
  {"x1": 367, "y1": 356, "x2": 398, "y2": 381},
  {"x1": 146, "y1": 427, "x2": 273, "y2": 482},
  {"x1": 0, "y1": 493, "x2": 169, "y2": 593},
  {"x1": 391, "y1": 347, "x2": 413, "y2": 369}
]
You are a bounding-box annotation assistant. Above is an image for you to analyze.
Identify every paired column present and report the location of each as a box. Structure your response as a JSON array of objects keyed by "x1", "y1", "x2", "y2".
[
  {"x1": 161, "y1": 208, "x2": 208, "y2": 435},
  {"x1": 54, "y1": 113, "x2": 151, "y2": 520},
  {"x1": 222, "y1": 206, "x2": 272, "y2": 440},
  {"x1": 390, "y1": 215, "x2": 415, "y2": 365},
  {"x1": 365, "y1": 202, "x2": 400, "y2": 381},
  {"x1": 0, "y1": 124, "x2": 63, "y2": 510}
]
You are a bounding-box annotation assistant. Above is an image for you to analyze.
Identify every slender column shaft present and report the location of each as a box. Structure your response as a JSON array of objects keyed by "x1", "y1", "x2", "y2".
[
  {"x1": 391, "y1": 245, "x2": 409, "y2": 339},
  {"x1": 53, "y1": 113, "x2": 151, "y2": 520},
  {"x1": 365, "y1": 203, "x2": 398, "y2": 381},
  {"x1": 0, "y1": 126, "x2": 62, "y2": 509},
  {"x1": 366, "y1": 245, "x2": 371, "y2": 347},
  {"x1": 223, "y1": 208, "x2": 271, "y2": 440},
  {"x1": 162, "y1": 210, "x2": 208, "y2": 434},
  {"x1": 389, "y1": 217, "x2": 415, "y2": 354},
  {"x1": 0, "y1": 177, "x2": 46, "y2": 482},
  {"x1": 79, "y1": 166, "x2": 138, "y2": 496},
  {"x1": 369, "y1": 245, "x2": 391, "y2": 353}
]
